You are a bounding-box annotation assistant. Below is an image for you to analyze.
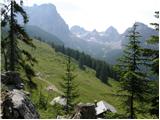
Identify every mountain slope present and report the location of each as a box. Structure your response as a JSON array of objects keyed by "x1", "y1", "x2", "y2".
[
  {"x1": 24, "y1": 25, "x2": 63, "y2": 46},
  {"x1": 121, "y1": 22, "x2": 158, "y2": 47},
  {"x1": 70, "y1": 25, "x2": 89, "y2": 36},
  {"x1": 20, "y1": 39, "x2": 124, "y2": 118}
]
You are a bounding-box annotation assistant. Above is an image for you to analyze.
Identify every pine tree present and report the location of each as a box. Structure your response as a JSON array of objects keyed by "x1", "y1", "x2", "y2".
[
  {"x1": 60, "y1": 55, "x2": 79, "y2": 114},
  {"x1": 115, "y1": 23, "x2": 148, "y2": 118},
  {"x1": 1, "y1": 0, "x2": 37, "y2": 82}
]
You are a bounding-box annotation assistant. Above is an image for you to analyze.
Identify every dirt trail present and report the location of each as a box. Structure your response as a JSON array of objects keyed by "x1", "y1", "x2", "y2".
[{"x1": 36, "y1": 72, "x2": 63, "y2": 95}]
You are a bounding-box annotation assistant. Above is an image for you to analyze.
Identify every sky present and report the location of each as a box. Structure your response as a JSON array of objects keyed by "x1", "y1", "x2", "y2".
[{"x1": 22, "y1": 0, "x2": 159, "y2": 33}]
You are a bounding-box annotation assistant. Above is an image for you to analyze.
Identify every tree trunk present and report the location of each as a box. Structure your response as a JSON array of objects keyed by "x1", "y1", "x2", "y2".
[
  {"x1": 130, "y1": 93, "x2": 134, "y2": 119},
  {"x1": 9, "y1": 0, "x2": 15, "y2": 71},
  {"x1": 2, "y1": 49, "x2": 8, "y2": 71}
]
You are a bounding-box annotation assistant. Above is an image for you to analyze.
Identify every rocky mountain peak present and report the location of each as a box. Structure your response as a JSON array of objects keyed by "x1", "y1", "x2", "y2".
[
  {"x1": 23, "y1": 3, "x2": 70, "y2": 41},
  {"x1": 91, "y1": 29, "x2": 99, "y2": 36},
  {"x1": 105, "y1": 26, "x2": 119, "y2": 35},
  {"x1": 70, "y1": 25, "x2": 87, "y2": 35}
]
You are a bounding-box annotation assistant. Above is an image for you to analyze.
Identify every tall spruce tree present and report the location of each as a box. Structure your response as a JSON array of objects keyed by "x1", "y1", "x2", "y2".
[
  {"x1": 115, "y1": 23, "x2": 147, "y2": 118},
  {"x1": 60, "y1": 55, "x2": 79, "y2": 114},
  {"x1": 142, "y1": 11, "x2": 159, "y2": 117},
  {"x1": 1, "y1": 0, "x2": 37, "y2": 82}
]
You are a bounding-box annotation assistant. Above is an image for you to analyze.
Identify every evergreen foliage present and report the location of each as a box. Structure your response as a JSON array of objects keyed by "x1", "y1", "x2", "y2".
[
  {"x1": 142, "y1": 11, "x2": 159, "y2": 118},
  {"x1": 79, "y1": 52, "x2": 86, "y2": 70},
  {"x1": 60, "y1": 55, "x2": 79, "y2": 114},
  {"x1": 115, "y1": 23, "x2": 148, "y2": 118},
  {"x1": 53, "y1": 45, "x2": 118, "y2": 83},
  {"x1": 1, "y1": 0, "x2": 37, "y2": 82},
  {"x1": 37, "y1": 89, "x2": 48, "y2": 110},
  {"x1": 105, "y1": 112, "x2": 128, "y2": 119}
]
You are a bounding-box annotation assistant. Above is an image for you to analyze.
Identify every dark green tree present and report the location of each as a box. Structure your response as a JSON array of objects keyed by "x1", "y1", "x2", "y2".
[
  {"x1": 79, "y1": 52, "x2": 85, "y2": 70},
  {"x1": 95, "y1": 60, "x2": 102, "y2": 78},
  {"x1": 115, "y1": 23, "x2": 148, "y2": 118},
  {"x1": 1, "y1": 0, "x2": 37, "y2": 82},
  {"x1": 1, "y1": 35, "x2": 9, "y2": 71},
  {"x1": 142, "y1": 11, "x2": 159, "y2": 118},
  {"x1": 99, "y1": 62, "x2": 108, "y2": 83},
  {"x1": 60, "y1": 55, "x2": 79, "y2": 114}
]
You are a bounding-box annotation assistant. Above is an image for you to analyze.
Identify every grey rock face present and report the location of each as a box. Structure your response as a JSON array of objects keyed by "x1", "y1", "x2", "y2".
[
  {"x1": 104, "y1": 26, "x2": 120, "y2": 42},
  {"x1": 23, "y1": 4, "x2": 70, "y2": 41},
  {"x1": 1, "y1": 72, "x2": 39, "y2": 119},
  {"x1": 70, "y1": 25, "x2": 88, "y2": 36},
  {"x1": 2, "y1": 89, "x2": 39, "y2": 119}
]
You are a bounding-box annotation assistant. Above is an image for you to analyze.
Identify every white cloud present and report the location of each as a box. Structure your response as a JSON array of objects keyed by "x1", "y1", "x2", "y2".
[{"x1": 23, "y1": 0, "x2": 159, "y2": 33}]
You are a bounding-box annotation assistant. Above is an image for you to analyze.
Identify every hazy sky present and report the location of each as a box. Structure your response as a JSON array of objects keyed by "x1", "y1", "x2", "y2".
[{"x1": 23, "y1": 0, "x2": 159, "y2": 33}]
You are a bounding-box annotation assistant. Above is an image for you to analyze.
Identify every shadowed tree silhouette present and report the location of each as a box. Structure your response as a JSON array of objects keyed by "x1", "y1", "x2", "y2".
[{"x1": 1, "y1": 0, "x2": 37, "y2": 83}]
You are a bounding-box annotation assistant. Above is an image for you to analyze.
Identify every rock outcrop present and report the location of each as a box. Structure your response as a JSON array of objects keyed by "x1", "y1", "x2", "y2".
[
  {"x1": 1, "y1": 72, "x2": 39, "y2": 119},
  {"x1": 2, "y1": 89, "x2": 39, "y2": 119},
  {"x1": 72, "y1": 103, "x2": 96, "y2": 119}
]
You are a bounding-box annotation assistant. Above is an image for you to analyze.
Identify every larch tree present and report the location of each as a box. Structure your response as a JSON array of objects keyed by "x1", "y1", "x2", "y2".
[
  {"x1": 1, "y1": 0, "x2": 37, "y2": 82},
  {"x1": 115, "y1": 23, "x2": 148, "y2": 118}
]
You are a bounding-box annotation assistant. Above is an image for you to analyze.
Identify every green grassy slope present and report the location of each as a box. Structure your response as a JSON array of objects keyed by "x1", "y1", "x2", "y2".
[
  {"x1": 1, "y1": 38, "x2": 153, "y2": 118},
  {"x1": 1, "y1": 28, "x2": 155, "y2": 118},
  {"x1": 20, "y1": 39, "x2": 124, "y2": 118}
]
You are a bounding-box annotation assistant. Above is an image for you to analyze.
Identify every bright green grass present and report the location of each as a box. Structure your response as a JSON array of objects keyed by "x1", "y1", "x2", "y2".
[
  {"x1": 19, "y1": 39, "x2": 124, "y2": 118},
  {"x1": 19, "y1": 39, "x2": 153, "y2": 119}
]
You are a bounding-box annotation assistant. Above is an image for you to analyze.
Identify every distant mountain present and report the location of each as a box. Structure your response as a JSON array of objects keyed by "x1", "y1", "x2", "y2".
[
  {"x1": 69, "y1": 25, "x2": 122, "y2": 64},
  {"x1": 105, "y1": 22, "x2": 159, "y2": 63},
  {"x1": 71, "y1": 23, "x2": 158, "y2": 64},
  {"x1": 70, "y1": 25, "x2": 88, "y2": 37},
  {"x1": 121, "y1": 22, "x2": 158, "y2": 48},
  {"x1": 104, "y1": 26, "x2": 120, "y2": 42},
  {"x1": 23, "y1": 4, "x2": 70, "y2": 41},
  {"x1": 24, "y1": 25, "x2": 63, "y2": 46},
  {"x1": 70, "y1": 26, "x2": 120, "y2": 43},
  {"x1": 22, "y1": 4, "x2": 158, "y2": 64}
]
